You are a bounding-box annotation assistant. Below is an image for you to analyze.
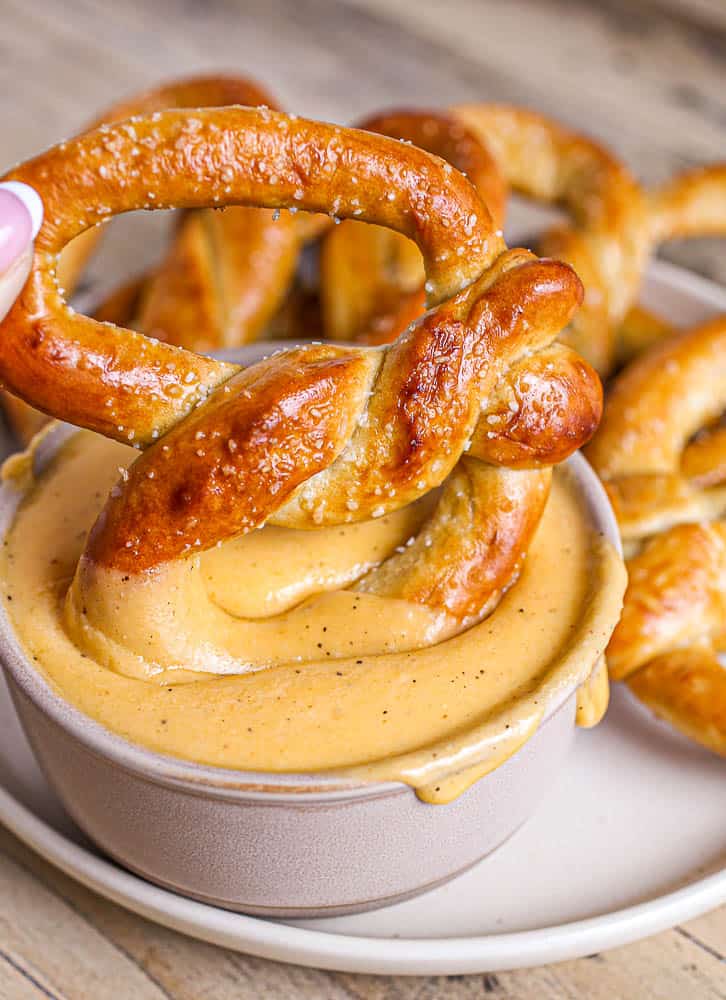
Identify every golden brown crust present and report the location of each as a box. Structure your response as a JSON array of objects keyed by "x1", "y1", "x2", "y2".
[
  {"x1": 3, "y1": 105, "x2": 597, "y2": 630},
  {"x1": 470, "y1": 344, "x2": 602, "y2": 468},
  {"x1": 627, "y1": 647, "x2": 726, "y2": 756},
  {"x1": 85, "y1": 345, "x2": 378, "y2": 571},
  {"x1": 585, "y1": 317, "x2": 726, "y2": 540},
  {"x1": 1, "y1": 74, "x2": 298, "y2": 444},
  {"x1": 356, "y1": 463, "x2": 550, "y2": 619},
  {"x1": 86, "y1": 252, "x2": 584, "y2": 574},
  {"x1": 649, "y1": 164, "x2": 726, "y2": 243},
  {"x1": 608, "y1": 522, "x2": 726, "y2": 680},
  {"x1": 1, "y1": 106, "x2": 501, "y2": 445},
  {"x1": 320, "y1": 109, "x2": 506, "y2": 346},
  {"x1": 451, "y1": 108, "x2": 726, "y2": 375},
  {"x1": 451, "y1": 104, "x2": 649, "y2": 375}
]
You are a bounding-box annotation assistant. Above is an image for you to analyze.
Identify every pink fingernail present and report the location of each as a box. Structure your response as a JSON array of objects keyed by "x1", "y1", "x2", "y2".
[{"x1": 0, "y1": 189, "x2": 33, "y2": 273}]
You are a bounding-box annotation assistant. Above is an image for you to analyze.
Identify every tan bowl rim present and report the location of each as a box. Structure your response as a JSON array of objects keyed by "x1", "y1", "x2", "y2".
[{"x1": 0, "y1": 390, "x2": 622, "y2": 804}]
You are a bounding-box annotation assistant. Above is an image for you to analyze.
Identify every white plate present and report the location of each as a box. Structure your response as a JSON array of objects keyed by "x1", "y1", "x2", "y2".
[{"x1": 0, "y1": 259, "x2": 725, "y2": 976}]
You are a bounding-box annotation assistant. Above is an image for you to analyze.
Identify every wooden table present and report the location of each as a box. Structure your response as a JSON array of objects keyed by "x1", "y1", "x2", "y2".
[{"x1": 0, "y1": 0, "x2": 724, "y2": 995}]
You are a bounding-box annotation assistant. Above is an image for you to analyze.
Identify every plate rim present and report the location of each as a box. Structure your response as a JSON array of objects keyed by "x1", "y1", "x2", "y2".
[
  {"x1": 0, "y1": 779, "x2": 724, "y2": 975},
  {"x1": 0, "y1": 256, "x2": 725, "y2": 975}
]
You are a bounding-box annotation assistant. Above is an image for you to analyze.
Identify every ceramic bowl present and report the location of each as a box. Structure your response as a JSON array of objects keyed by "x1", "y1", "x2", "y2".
[{"x1": 0, "y1": 403, "x2": 622, "y2": 917}]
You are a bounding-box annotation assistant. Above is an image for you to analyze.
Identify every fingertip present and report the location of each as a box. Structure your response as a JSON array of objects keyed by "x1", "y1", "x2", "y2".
[{"x1": 0, "y1": 182, "x2": 44, "y2": 240}]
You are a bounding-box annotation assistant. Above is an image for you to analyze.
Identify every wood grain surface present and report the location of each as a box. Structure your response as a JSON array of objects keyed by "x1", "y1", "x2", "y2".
[{"x1": 0, "y1": 0, "x2": 724, "y2": 996}]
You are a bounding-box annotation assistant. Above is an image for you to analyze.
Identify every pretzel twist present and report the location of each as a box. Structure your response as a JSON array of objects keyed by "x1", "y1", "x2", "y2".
[
  {"x1": 2, "y1": 107, "x2": 500, "y2": 443},
  {"x1": 2, "y1": 107, "x2": 600, "y2": 676},
  {"x1": 317, "y1": 109, "x2": 601, "y2": 470},
  {"x1": 587, "y1": 318, "x2": 726, "y2": 754}
]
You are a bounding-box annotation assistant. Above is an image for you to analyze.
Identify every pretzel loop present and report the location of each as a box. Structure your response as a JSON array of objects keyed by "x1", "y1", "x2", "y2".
[
  {"x1": 2, "y1": 107, "x2": 502, "y2": 444},
  {"x1": 1, "y1": 74, "x2": 301, "y2": 444}
]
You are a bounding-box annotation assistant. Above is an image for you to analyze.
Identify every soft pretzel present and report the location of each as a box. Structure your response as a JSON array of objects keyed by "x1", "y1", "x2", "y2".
[
  {"x1": 1, "y1": 74, "x2": 303, "y2": 442},
  {"x1": 615, "y1": 163, "x2": 726, "y2": 366},
  {"x1": 452, "y1": 106, "x2": 726, "y2": 375},
  {"x1": 585, "y1": 317, "x2": 726, "y2": 545},
  {"x1": 587, "y1": 313, "x2": 726, "y2": 754},
  {"x1": 1, "y1": 108, "x2": 601, "y2": 676},
  {"x1": 607, "y1": 522, "x2": 726, "y2": 755},
  {"x1": 81, "y1": 248, "x2": 583, "y2": 570},
  {"x1": 2, "y1": 107, "x2": 500, "y2": 443}
]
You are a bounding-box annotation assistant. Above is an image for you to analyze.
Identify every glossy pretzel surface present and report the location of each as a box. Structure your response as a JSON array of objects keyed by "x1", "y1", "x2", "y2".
[
  {"x1": 589, "y1": 318, "x2": 726, "y2": 755},
  {"x1": 1, "y1": 105, "x2": 603, "y2": 636},
  {"x1": 1, "y1": 74, "x2": 300, "y2": 442}
]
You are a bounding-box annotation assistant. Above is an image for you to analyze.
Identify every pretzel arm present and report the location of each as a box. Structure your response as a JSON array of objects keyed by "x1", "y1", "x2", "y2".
[
  {"x1": 649, "y1": 164, "x2": 726, "y2": 243},
  {"x1": 320, "y1": 109, "x2": 506, "y2": 344},
  {"x1": 356, "y1": 463, "x2": 550, "y2": 619},
  {"x1": 586, "y1": 317, "x2": 726, "y2": 481},
  {"x1": 452, "y1": 104, "x2": 650, "y2": 375}
]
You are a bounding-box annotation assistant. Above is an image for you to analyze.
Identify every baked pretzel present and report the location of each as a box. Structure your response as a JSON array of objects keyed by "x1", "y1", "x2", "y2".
[
  {"x1": 587, "y1": 318, "x2": 726, "y2": 754},
  {"x1": 586, "y1": 317, "x2": 726, "y2": 545},
  {"x1": 315, "y1": 109, "x2": 600, "y2": 469},
  {"x1": 607, "y1": 523, "x2": 726, "y2": 756},
  {"x1": 1, "y1": 74, "x2": 301, "y2": 442},
  {"x1": 452, "y1": 106, "x2": 726, "y2": 375},
  {"x1": 1, "y1": 107, "x2": 601, "y2": 675}
]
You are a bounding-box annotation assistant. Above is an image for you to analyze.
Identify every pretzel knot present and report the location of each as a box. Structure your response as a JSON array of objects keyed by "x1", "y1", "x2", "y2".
[
  {"x1": 1, "y1": 107, "x2": 598, "y2": 675},
  {"x1": 587, "y1": 319, "x2": 726, "y2": 755}
]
